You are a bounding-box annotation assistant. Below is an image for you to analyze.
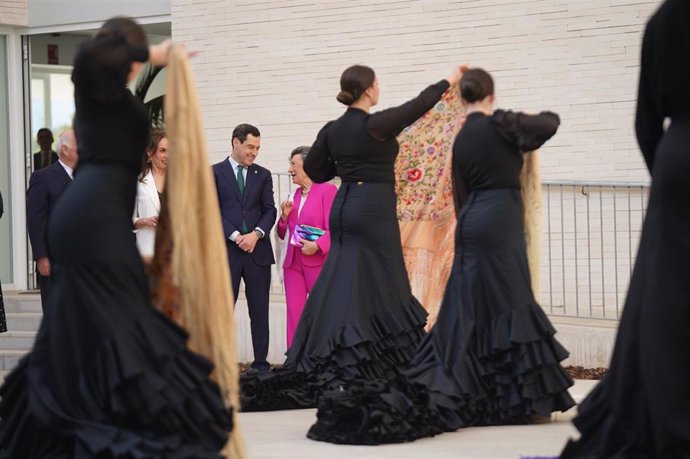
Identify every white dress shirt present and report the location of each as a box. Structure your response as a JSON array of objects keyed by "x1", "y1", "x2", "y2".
[
  {"x1": 58, "y1": 160, "x2": 74, "y2": 180},
  {"x1": 297, "y1": 189, "x2": 308, "y2": 218},
  {"x1": 227, "y1": 156, "x2": 265, "y2": 241}
]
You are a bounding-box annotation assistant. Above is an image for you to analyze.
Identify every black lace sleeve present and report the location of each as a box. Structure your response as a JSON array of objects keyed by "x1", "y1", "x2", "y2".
[
  {"x1": 493, "y1": 109, "x2": 560, "y2": 152},
  {"x1": 71, "y1": 34, "x2": 149, "y2": 103},
  {"x1": 366, "y1": 80, "x2": 450, "y2": 141},
  {"x1": 304, "y1": 121, "x2": 336, "y2": 183}
]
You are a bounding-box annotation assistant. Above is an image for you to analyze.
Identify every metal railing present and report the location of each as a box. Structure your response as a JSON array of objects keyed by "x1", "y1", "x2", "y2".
[
  {"x1": 269, "y1": 175, "x2": 650, "y2": 321},
  {"x1": 540, "y1": 180, "x2": 649, "y2": 320}
]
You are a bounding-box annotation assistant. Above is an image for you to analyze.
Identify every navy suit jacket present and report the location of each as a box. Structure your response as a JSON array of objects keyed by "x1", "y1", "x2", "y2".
[
  {"x1": 27, "y1": 161, "x2": 71, "y2": 259},
  {"x1": 33, "y1": 150, "x2": 59, "y2": 170},
  {"x1": 212, "y1": 158, "x2": 277, "y2": 266}
]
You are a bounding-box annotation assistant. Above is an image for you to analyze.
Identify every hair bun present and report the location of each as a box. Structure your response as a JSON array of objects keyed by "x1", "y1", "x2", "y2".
[
  {"x1": 336, "y1": 90, "x2": 356, "y2": 106},
  {"x1": 460, "y1": 68, "x2": 494, "y2": 103},
  {"x1": 460, "y1": 80, "x2": 480, "y2": 102}
]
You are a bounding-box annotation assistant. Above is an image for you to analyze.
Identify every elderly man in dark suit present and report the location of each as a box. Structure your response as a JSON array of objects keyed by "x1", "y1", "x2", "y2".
[
  {"x1": 33, "y1": 128, "x2": 59, "y2": 171},
  {"x1": 213, "y1": 123, "x2": 277, "y2": 372},
  {"x1": 27, "y1": 129, "x2": 78, "y2": 310}
]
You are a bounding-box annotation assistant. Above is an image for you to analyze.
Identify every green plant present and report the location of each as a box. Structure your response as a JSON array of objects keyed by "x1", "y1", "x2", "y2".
[{"x1": 134, "y1": 64, "x2": 165, "y2": 129}]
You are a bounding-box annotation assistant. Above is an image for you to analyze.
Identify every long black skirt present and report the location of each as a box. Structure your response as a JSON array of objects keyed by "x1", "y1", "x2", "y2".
[
  {"x1": 561, "y1": 116, "x2": 690, "y2": 458},
  {"x1": 0, "y1": 164, "x2": 231, "y2": 458},
  {"x1": 241, "y1": 181, "x2": 428, "y2": 411},
  {"x1": 308, "y1": 188, "x2": 575, "y2": 444}
]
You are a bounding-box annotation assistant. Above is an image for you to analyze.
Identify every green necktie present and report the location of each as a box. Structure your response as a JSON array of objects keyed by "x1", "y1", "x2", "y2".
[
  {"x1": 236, "y1": 165, "x2": 245, "y2": 194},
  {"x1": 237, "y1": 166, "x2": 248, "y2": 233}
]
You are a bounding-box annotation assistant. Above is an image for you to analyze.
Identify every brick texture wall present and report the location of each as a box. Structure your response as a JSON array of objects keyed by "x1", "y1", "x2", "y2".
[
  {"x1": 172, "y1": 0, "x2": 662, "y2": 180},
  {"x1": 172, "y1": 1, "x2": 664, "y2": 319},
  {"x1": 0, "y1": 0, "x2": 27, "y2": 26}
]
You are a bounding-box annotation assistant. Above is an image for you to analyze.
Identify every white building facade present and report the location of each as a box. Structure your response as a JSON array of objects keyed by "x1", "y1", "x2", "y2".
[{"x1": 1, "y1": 0, "x2": 663, "y2": 311}]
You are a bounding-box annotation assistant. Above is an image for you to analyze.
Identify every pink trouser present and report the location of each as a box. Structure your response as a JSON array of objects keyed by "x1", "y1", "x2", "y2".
[{"x1": 284, "y1": 252, "x2": 323, "y2": 348}]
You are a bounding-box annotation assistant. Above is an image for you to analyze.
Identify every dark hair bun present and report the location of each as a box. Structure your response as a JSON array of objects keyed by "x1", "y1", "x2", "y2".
[
  {"x1": 460, "y1": 79, "x2": 482, "y2": 103},
  {"x1": 460, "y1": 68, "x2": 494, "y2": 103},
  {"x1": 336, "y1": 90, "x2": 356, "y2": 105},
  {"x1": 337, "y1": 65, "x2": 376, "y2": 106}
]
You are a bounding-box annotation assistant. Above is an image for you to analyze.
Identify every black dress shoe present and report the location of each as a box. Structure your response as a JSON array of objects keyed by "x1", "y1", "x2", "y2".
[{"x1": 249, "y1": 362, "x2": 271, "y2": 373}]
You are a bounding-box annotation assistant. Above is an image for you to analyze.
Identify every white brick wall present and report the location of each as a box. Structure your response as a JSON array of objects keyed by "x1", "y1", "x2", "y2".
[
  {"x1": 172, "y1": 0, "x2": 664, "y2": 323},
  {"x1": 172, "y1": 0, "x2": 662, "y2": 179},
  {"x1": 0, "y1": 0, "x2": 27, "y2": 26}
]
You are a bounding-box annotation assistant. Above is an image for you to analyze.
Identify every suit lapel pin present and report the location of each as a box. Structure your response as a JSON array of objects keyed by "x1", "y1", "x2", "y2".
[{"x1": 254, "y1": 170, "x2": 258, "y2": 174}]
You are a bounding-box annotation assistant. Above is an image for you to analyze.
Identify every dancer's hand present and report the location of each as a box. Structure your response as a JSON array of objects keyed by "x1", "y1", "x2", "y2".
[
  {"x1": 300, "y1": 240, "x2": 319, "y2": 256},
  {"x1": 149, "y1": 40, "x2": 172, "y2": 66},
  {"x1": 148, "y1": 40, "x2": 197, "y2": 66},
  {"x1": 280, "y1": 200, "x2": 293, "y2": 221},
  {"x1": 447, "y1": 64, "x2": 470, "y2": 86}
]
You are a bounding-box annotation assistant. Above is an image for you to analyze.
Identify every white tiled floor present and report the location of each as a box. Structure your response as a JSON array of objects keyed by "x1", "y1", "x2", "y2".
[{"x1": 239, "y1": 380, "x2": 598, "y2": 459}]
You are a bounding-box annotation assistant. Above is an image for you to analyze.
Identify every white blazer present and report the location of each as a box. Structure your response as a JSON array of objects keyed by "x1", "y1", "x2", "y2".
[{"x1": 133, "y1": 171, "x2": 161, "y2": 258}]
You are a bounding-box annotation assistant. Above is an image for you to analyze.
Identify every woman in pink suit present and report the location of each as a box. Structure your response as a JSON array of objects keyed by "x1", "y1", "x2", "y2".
[{"x1": 277, "y1": 146, "x2": 337, "y2": 348}]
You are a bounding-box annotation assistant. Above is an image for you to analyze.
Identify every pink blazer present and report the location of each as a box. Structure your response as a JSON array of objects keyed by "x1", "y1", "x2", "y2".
[{"x1": 277, "y1": 182, "x2": 337, "y2": 269}]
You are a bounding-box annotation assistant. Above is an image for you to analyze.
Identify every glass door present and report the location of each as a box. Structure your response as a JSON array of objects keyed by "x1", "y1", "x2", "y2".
[{"x1": 30, "y1": 65, "x2": 75, "y2": 163}]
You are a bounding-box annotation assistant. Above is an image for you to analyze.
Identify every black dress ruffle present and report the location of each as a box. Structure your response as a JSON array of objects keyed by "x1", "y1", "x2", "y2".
[
  {"x1": 241, "y1": 183, "x2": 428, "y2": 412},
  {"x1": 242, "y1": 299, "x2": 426, "y2": 411},
  {"x1": 308, "y1": 186, "x2": 574, "y2": 444},
  {"x1": 0, "y1": 312, "x2": 231, "y2": 458},
  {"x1": 308, "y1": 286, "x2": 574, "y2": 444}
]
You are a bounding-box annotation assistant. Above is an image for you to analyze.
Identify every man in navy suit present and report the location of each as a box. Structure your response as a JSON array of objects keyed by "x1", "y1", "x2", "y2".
[
  {"x1": 213, "y1": 124, "x2": 277, "y2": 371},
  {"x1": 27, "y1": 129, "x2": 78, "y2": 310}
]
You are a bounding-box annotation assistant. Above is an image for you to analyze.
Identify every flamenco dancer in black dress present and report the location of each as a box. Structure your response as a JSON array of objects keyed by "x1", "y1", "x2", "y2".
[
  {"x1": 0, "y1": 18, "x2": 233, "y2": 457},
  {"x1": 308, "y1": 68, "x2": 575, "y2": 444},
  {"x1": 241, "y1": 64, "x2": 464, "y2": 411},
  {"x1": 561, "y1": 1, "x2": 690, "y2": 457}
]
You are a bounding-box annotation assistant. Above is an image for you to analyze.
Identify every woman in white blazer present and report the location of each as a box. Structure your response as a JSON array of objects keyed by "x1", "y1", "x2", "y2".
[{"x1": 133, "y1": 130, "x2": 168, "y2": 259}]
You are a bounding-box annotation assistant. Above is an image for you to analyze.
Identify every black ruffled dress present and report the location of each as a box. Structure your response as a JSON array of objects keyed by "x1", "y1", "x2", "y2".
[
  {"x1": 240, "y1": 81, "x2": 452, "y2": 411},
  {"x1": 308, "y1": 110, "x2": 575, "y2": 444},
  {"x1": 0, "y1": 35, "x2": 231, "y2": 458}
]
